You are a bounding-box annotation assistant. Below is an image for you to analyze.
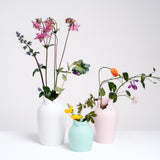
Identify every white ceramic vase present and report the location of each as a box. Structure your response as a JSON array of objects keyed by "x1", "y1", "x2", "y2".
[{"x1": 37, "y1": 97, "x2": 66, "y2": 146}]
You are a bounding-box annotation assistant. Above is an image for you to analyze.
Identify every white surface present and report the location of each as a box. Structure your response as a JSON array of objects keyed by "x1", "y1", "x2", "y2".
[
  {"x1": 0, "y1": 0, "x2": 160, "y2": 132},
  {"x1": 0, "y1": 131, "x2": 160, "y2": 160}
]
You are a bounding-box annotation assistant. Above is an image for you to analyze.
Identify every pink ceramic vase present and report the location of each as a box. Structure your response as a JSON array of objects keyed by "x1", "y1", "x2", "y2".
[{"x1": 94, "y1": 98, "x2": 118, "y2": 144}]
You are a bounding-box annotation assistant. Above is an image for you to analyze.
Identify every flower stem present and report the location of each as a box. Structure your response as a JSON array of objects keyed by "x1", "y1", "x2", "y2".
[
  {"x1": 117, "y1": 94, "x2": 132, "y2": 100},
  {"x1": 58, "y1": 28, "x2": 71, "y2": 70},
  {"x1": 33, "y1": 55, "x2": 45, "y2": 87},
  {"x1": 98, "y1": 67, "x2": 111, "y2": 108},
  {"x1": 54, "y1": 34, "x2": 58, "y2": 89},
  {"x1": 45, "y1": 48, "x2": 48, "y2": 86}
]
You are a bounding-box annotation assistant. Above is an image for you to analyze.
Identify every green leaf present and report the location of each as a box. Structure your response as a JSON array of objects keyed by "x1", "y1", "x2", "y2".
[
  {"x1": 78, "y1": 105, "x2": 82, "y2": 114},
  {"x1": 67, "y1": 62, "x2": 70, "y2": 70},
  {"x1": 109, "y1": 92, "x2": 117, "y2": 103},
  {"x1": 55, "y1": 87, "x2": 64, "y2": 93},
  {"x1": 43, "y1": 45, "x2": 49, "y2": 49},
  {"x1": 39, "y1": 91, "x2": 44, "y2": 98},
  {"x1": 43, "y1": 86, "x2": 50, "y2": 93},
  {"x1": 23, "y1": 46, "x2": 27, "y2": 50},
  {"x1": 49, "y1": 44, "x2": 54, "y2": 47},
  {"x1": 126, "y1": 90, "x2": 131, "y2": 97},
  {"x1": 41, "y1": 66, "x2": 46, "y2": 69},
  {"x1": 62, "y1": 74, "x2": 67, "y2": 81},
  {"x1": 34, "y1": 52, "x2": 40, "y2": 55},
  {"x1": 153, "y1": 68, "x2": 156, "y2": 72},
  {"x1": 90, "y1": 117, "x2": 94, "y2": 123},
  {"x1": 99, "y1": 87, "x2": 105, "y2": 96},
  {"x1": 27, "y1": 41, "x2": 32, "y2": 45},
  {"x1": 141, "y1": 81, "x2": 145, "y2": 88},
  {"x1": 86, "y1": 117, "x2": 90, "y2": 122},
  {"x1": 108, "y1": 82, "x2": 117, "y2": 92},
  {"x1": 123, "y1": 72, "x2": 129, "y2": 81},
  {"x1": 141, "y1": 74, "x2": 146, "y2": 82},
  {"x1": 29, "y1": 48, "x2": 33, "y2": 53},
  {"x1": 32, "y1": 68, "x2": 39, "y2": 77},
  {"x1": 56, "y1": 67, "x2": 64, "y2": 73}
]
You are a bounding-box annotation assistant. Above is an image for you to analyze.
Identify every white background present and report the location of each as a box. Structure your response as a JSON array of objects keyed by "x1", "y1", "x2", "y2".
[{"x1": 0, "y1": 0, "x2": 160, "y2": 132}]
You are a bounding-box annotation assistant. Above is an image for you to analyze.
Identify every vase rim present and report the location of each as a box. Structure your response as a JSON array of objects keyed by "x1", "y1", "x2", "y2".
[
  {"x1": 97, "y1": 98, "x2": 113, "y2": 110},
  {"x1": 73, "y1": 120, "x2": 88, "y2": 126},
  {"x1": 42, "y1": 96, "x2": 61, "y2": 105}
]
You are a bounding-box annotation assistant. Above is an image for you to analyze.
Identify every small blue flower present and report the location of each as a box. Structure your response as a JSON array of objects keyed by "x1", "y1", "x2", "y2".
[
  {"x1": 26, "y1": 52, "x2": 31, "y2": 55},
  {"x1": 38, "y1": 87, "x2": 42, "y2": 92},
  {"x1": 16, "y1": 32, "x2": 21, "y2": 37}
]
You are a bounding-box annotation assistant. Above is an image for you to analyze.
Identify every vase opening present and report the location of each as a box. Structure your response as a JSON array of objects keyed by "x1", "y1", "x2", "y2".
[{"x1": 99, "y1": 98, "x2": 109, "y2": 110}]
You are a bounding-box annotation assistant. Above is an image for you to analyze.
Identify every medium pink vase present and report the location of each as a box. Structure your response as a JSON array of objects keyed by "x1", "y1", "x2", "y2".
[{"x1": 94, "y1": 98, "x2": 118, "y2": 144}]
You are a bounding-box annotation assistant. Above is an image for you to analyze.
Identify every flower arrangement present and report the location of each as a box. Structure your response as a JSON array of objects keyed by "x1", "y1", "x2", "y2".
[
  {"x1": 98, "y1": 67, "x2": 160, "y2": 108},
  {"x1": 64, "y1": 94, "x2": 97, "y2": 123},
  {"x1": 16, "y1": 17, "x2": 90, "y2": 101}
]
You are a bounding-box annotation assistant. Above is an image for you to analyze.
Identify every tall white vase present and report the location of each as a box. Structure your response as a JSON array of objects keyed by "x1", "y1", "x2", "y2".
[{"x1": 37, "y1": 97, "x2": 66, "y2": 146}]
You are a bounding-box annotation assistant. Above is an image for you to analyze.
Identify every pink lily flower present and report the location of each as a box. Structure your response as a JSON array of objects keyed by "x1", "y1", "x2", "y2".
[
  {"x1": 32, "y1": 21, "x2": 41, "y2": 31},
  {"x1": 34, "y1": 33, "x2": 50, "y2": 42}
]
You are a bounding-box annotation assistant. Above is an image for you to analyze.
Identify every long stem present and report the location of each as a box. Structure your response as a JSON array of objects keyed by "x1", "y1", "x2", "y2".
[
  {"x1": 45, "y1": 48, "x2": 48, "y2": 86},
  {"x1": 58, "y1": 28, "x2": 71, "y2": 70},
  {"x1": 98, "y1": 67, "x2": 111, "y2": 108},
  {"x1": 25, "y1": 43, "x2": 45, "y2": 87},
  {"x1": 33, "y1": 55, "x2": 45, "y2": 87},
  {"x1": 54, "y1": 34, "x2": 58, "y2": 89},
  {"x1": 115, "y1": 75, "x2": 160, "y2": 94},
  {"x1": 118, "y1": 94, "x2": 132, "y2": 100}
]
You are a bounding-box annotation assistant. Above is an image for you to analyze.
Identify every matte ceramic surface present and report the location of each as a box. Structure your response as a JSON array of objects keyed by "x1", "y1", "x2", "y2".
[
  {"x1": 94, "y1": 98, "x2": 118, "y2": 144},
  {"x1": 69, "y1": 120, "x2": 93, "y2": 152},
  {"x1": 37, "y1": 98, "x2": 66, "y2": 146}
]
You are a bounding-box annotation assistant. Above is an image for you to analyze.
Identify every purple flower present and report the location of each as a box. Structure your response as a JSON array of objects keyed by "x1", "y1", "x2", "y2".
[
  {"x1": 38, "y1": 63, "x2": 43, "y2": 67},
  {"x1": 72, "y1": 70, "x2": 81, "y2": 76},
  {"x1": 16, "y1": 32, "x2": 21, "y2": 37},
  {"x1": 38, "y1": 87, "x2": 42, "y2": 92},
  {"x1": 128, "y1": 82, "x2": 137, "y2": 90},
  {"x1": 134, "y1": 80, "x2": 139, "y2": 82},
  {"x1": 26, "y1": 52, "x2": 31, "y2": 55}
]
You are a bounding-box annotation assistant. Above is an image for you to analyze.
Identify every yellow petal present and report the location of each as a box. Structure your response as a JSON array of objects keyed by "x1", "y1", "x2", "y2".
[{"x1": 64, "y1": 109, "x2": 70, "y2": 114}]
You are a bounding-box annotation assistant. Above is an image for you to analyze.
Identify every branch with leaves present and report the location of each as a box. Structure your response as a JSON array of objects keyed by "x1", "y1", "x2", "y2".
[
  {"x1": 64, "y1": 94, "x2": 97, "y2": 123},
  {"x1": 98, "y1": 67, "x2": 160, "y2": 108}
]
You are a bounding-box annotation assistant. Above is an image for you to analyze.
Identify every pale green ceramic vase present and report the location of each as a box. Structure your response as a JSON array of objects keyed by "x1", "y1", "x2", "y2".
[{"x1": 69, "y1": 120, "x2": 93, "y2": 152}]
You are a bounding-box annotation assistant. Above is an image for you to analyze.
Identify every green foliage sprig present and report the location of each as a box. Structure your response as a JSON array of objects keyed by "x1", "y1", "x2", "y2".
[
  {"x1": 65, "y1": 94, "x2": 97, "y2": 123},
  {"x1": 98, "y1": 67, "x2": 160, "y2": 105}
]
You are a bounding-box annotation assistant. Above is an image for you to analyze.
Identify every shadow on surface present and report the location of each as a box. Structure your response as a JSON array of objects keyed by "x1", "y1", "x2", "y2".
[
  {"x1": 17, "y1": 132, "x2": 40, "y2": 144},
  {"x1": 62, "y1": 143, "x2": 70, "y2": 150}
]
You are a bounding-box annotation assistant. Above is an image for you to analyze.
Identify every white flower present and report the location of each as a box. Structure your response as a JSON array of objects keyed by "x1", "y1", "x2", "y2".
[{"x1": 132, "y1": 97, "x2": 138, "y2": 104}]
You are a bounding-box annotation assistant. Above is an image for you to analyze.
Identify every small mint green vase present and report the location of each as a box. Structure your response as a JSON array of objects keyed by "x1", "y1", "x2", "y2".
[{"x1": 69, "y1": 120, "x2": 93, "y2": 152}]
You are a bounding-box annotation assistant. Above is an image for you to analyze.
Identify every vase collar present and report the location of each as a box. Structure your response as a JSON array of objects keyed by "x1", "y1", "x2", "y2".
[{"x1": 73, "y1": 120, "x2": 88, "y2": 126}]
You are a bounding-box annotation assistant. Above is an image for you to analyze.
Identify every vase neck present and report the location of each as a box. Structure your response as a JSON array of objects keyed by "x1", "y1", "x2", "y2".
[
  {"x1": 42, "y1": 97, "x2": 60, "y2": 105},
  {"x1": 73, "y1": 120, "x2": 88, "y2": 126},
  {"x1": 97, "y1": 98, "x2": 113, "y2": 110}
]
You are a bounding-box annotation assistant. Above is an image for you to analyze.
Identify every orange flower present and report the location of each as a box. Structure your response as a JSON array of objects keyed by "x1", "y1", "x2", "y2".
[{"x1": 111, "y1": 68, "x2": 118, "y2": 77}]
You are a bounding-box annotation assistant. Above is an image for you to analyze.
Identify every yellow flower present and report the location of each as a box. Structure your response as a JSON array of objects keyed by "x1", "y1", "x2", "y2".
[
  {"x1": 69, "y1": 114, "x2": 83, "y2": 120},
  {"x1": 64, "y1": 106, "x2": 73, "y2": 114}
]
